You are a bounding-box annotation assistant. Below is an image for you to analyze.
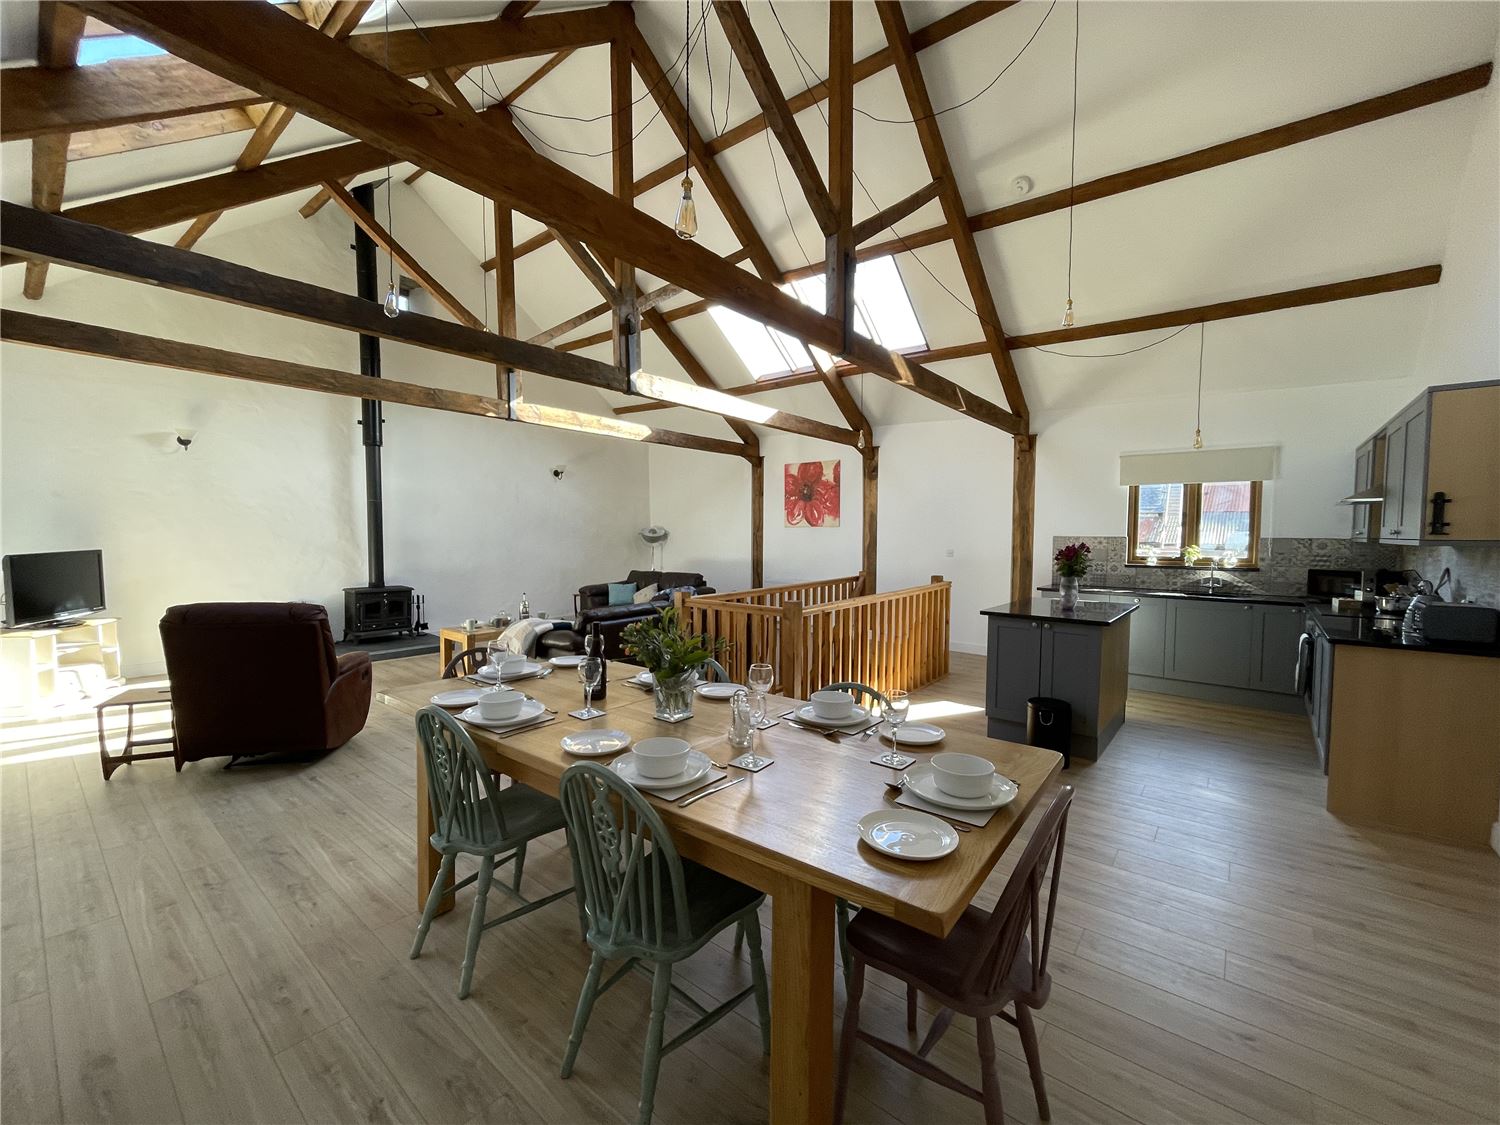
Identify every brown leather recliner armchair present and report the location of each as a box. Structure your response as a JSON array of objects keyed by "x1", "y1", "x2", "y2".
[{"x1": 160, "y1": 602, "x2": 372, "y2": 763}]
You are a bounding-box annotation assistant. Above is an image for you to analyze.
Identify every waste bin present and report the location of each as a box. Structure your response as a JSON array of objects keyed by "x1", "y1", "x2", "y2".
[{"x1": 1026, "y1": 696, "x2": 1072, "y2": 769}]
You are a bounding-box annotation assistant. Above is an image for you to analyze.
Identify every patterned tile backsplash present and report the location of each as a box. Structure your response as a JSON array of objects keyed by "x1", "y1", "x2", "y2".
[
  {"x1": 1049, "y1": 535, "x2": 1500, "y2": 605},
  {"x1": 1047, "y1": 536, "x2": 1401, "y2": 597}
]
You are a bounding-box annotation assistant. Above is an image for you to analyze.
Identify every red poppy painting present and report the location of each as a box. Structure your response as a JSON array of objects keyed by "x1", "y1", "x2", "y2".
[{"x1": 785, "y1": 460, "x2": 841, "y2": 527}]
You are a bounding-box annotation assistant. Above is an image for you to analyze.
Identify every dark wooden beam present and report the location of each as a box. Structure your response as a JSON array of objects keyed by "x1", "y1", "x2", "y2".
[
  {"x1": 24, "y1": 2, "x2": 88, "y2": 300},
  {"x1": 345, "y1": 5, "x2": 621, "y2": 74},
  {"x1": 862, "y1": 445, "x2": 879, "y2": 594},
  {"x1": 1, "y1": 201, "x2": 627, "y2": 392},
  {"x1": 67, "y1": 107, "x2": 259, "y2": 161},
  {"x1": 825, "y1": 0, "x2": 855, "y2": 349},
  {"x1": 1005, "y1": 266, "x2": 1443, "y2": 349},
  {"x1": 74, "y1": 0, "x2": 1022, "y2": 435},
  {"x1": 35, "y1": 1, "x2": 87, "y2": 67},
  {"x1": 1010, "y1": 434, "x2": 1036, "y2": 604},
  {"x1": 612, "y1": 30, "x2": 639, "y2": 376},
  {"x1": 1, "y1": 308, "x2": 748, "y2": 459},
  {"x1": 750, "y1": 455, "x2": 765, "y2": 588},
  {"x1": 850, "y1": 179, "x2": 943, "y2": 247},
  {"x1": 876, "y1": 0, "x2": 1026, "y2": 421},
  {"x1": 322, "y1": 180, "x2": 486, "y2": 330},
  {"x1": 713, "y1": 1, "x2": 836, "y2": 236},
  {"x1": 645, "y1": 309, "x2": 759, "y2": 452}
]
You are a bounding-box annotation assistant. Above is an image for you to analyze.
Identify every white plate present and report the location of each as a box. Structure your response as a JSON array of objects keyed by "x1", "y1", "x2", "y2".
[
  {"x1": 561, "y1": 729, "x2": 632, "y2": 757},
  {"x1": 430, "y1": 688, "x2": 483, "y2": 708},
  {"x1": 794, "y1": 703, "x2": 870, "y2": 729},
  {"x1": 695, "y1": 682, "x2": 743, "y2": 700},
  {"x1": 475, "y1": 661, "x2": 544, "y2": 682},
  {"x1": 880, "y1": 722, "x2": 945, "y2": 747},
  {"x1": 857, "y1": 809, "x2": 959, "y2": 861},
  {"x1": 902, "y1": 763, "x2": 1018, "y2": 811},
  {"x1": 550, "y1": 654, "x2": 585, "y2": 667},
  {"x1": 611, "y1": 749, "x2": 712, "y2": 791},
  {"x1": 630, "y1": 671, "x2": 655, "y2": 687},
  {"x1": 457, "y1": 699, "x2": 547, "y2": 730}
]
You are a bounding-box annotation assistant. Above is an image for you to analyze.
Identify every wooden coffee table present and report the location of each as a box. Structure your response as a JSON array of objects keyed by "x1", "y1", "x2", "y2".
[
  {"x1": 96, "y1": 686, "x2": 178, "y2": 780},
  {"x1": 437, "y1": 625, "x2": 503, "y2": 676}
]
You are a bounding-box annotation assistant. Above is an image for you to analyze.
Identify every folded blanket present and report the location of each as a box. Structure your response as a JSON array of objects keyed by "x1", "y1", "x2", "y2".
[{"x1": 498, "y1": 617, "x2": 554, "y2": 655}]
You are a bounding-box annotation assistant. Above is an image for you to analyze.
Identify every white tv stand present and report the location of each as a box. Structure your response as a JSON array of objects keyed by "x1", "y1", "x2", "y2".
[{"x1": 0, "y1": 617, "x2": 122, "y2": 715}]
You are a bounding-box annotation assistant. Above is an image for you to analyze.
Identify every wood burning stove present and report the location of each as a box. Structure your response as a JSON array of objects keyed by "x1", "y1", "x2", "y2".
[{"x1": 343, "y1": 585, "x2": 414, "y2": 642}]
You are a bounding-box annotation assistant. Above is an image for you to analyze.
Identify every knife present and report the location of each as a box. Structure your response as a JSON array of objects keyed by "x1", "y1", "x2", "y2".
[{"x1": 679, "y1": 777, "x2": 746, "y2": 806}]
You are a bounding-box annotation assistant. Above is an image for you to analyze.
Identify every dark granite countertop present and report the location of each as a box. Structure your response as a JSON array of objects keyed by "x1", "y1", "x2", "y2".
[
  {"x1": 1308, "y1": 607, "x2": 1500, "y2": 658},
  {"x1": 982, "y1": 599, "x2": 1137, "y2": 625},
  {"x1": 1037, "y1": 583, "x2": 1312, "y2": 607}
]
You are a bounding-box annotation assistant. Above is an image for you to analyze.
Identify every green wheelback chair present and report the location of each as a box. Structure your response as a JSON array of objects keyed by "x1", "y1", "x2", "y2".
[
  {"x1": 557, "y1": 761, "x2": 771, "y2": 1125},
  {"x1": 409, "y1": 706, "x2": 575, "y2": 999}
]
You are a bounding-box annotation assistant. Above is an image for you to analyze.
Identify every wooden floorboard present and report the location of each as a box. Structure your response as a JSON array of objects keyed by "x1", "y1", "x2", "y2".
[{"x1": 2, "y1": 651, "x2": 1496, "y2": 1124}]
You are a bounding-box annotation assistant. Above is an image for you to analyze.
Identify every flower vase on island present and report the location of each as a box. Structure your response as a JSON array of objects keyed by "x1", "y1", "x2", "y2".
[{"x1": 1054, "y1": 542, "x2": 1092, "y2": 610}]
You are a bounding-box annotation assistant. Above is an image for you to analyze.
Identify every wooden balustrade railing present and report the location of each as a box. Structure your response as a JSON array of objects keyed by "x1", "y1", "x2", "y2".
[{"x1": 677, "y1": 575, "x2": 951, "y2": 699}]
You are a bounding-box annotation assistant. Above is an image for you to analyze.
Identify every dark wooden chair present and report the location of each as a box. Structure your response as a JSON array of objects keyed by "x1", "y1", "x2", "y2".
[
  {"x1": 833, "y1": 784, "x2": 1074, "y2": 1125},
  {"x1": 442, "y1": 646, "x2": 491, "y2": 679}
]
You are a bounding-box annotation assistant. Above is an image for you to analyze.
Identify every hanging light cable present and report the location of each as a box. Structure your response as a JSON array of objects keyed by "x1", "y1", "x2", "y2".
[
  {"x1": 1193, "y1": 322, "x2": 1206, "y2": 449},
  {"x1": 381, "y1": 0, "x2": 401, "y2": 318},
  {"x1": 673, "y1": 0, "x2": 699, "y2": 239},
  {"x1": 1060, "y1": 0, "x2": 1080, "y2": 329}
]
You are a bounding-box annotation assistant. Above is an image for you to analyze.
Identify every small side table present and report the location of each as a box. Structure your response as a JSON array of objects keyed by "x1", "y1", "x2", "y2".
[
  {"x1": 96, "y1": 687, "x2": 178, "y2": 780},
  {"x1": 438, "y1": 625, "x2": 503, "y2": 676}
]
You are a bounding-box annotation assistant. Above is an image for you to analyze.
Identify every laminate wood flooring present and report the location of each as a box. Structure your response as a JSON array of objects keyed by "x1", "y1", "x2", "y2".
[{"x1": 2, "y1": 654, "x2": 1496, "y2": 1124}]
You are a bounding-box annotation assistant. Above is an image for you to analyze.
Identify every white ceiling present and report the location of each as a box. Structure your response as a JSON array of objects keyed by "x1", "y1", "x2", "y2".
[{"x1": 2, "y1": 0, "x2": 1495, "y2": 437}]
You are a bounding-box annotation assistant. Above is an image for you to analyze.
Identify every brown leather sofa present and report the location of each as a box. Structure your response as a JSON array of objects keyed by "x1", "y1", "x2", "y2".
[{"x1": 160, "y1": 602, "x2": 373, "y2": 763}]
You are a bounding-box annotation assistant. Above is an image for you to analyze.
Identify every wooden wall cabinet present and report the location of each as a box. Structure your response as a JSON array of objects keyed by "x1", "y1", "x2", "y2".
[{"x1": 1379, "y1": 381, "x2": 1500, "y2": 544}]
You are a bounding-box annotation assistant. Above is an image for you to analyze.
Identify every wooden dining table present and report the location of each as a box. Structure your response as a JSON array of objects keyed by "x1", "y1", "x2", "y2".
[{"x1": 378, "y1": 665, "x2": 1063, "y2": 1125}]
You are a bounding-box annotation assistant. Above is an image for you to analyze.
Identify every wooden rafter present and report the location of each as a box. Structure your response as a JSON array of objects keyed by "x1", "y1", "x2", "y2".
[
  {"x1": 825, "y1": 0, "x2": 855, "y2": 346},
  {"x1": 66, "y1": 2, "x2": 1021, "y2": 434},
  {"x1": 713, "y1": 1, "x2": 835, "y2": 236},
  {"x1": 67, "y1": 108, "x2": 260, "y2": 162},
  {"x1": 344, "y1": 6, "x2": 621, "y2": 75},
  {"x1": 611, "y1": 31, "x2": 639, "y2": 376},
  {"x1": 177, "y1": 0, "x2": 370, "y2": 251},
  {"x1": 529, "y1": 267, "x2": 732, "y2": 348},
  {"x1": 1, "y1": 309, "x2": 749, "y2": 460},
  {"x1": 1005, "y1": 266, "x2": 1444, "y2": 350},
  {"x1": 23, "y1": 2, "x2": 88, "y2": 302},
  {"x1": 646, "y1": 309, "x2": 759, "y2": 452},
  {"x1": 321, "y1": 180, "x2": 486, "y2": 330},
  {"x1": 850, "y1": 179, "x2": 943, "y2": 247},
  {"x1": 875, "y1": 0, "x2": 1026, "y2": 420}
]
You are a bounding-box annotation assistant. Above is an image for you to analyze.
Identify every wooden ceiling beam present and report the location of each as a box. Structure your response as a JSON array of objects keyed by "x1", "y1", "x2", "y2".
[
  {"x1": 345, "y1": 5, "x2": 621, "y2": 74},
  {"x1": 23, "y1": 2, "x2": 88, "y2": 302},
  {"x1": 631, "y1": 370, "x2": 858, "y2": 448},
  {"x1": 876, "y1": 0, "x2": 1026, "y2": 421},
  {"x1": 645, "y1": 309, "x2": 759, "y2": 452},
  {"x1": 71, "y1": 0, "x2": 1021, "y2": 436},
  {"x1": 825, "y1": 0, "x2": 855, "y2": 348},
  {"x1": 851, "y1": 179, "x2": 943, "y2": 247},
  {"x1": 610, "y1": 31, "x2": 639, "y2": 376},
  {"x1": 321, "y1": 180, "x2": 486, "y2": 329},
  {"x1": 1005, "y1": 265, "x2": 1443, "y2": 350},
  {"x1": 712, "y1": 1, "x2": 836, "y2": 236},
  {"x1": 1, "y1": 309, "x2": 748, "y2": 460},
  {"x1": 67, "y1": 107, "x2": 260, "y2": 161},
  {"x1": 1, "y1": 201, "x2": 627, "y2": 391}
]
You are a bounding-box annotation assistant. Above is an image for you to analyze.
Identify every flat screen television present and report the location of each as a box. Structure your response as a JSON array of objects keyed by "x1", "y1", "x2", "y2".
[{"x1": 2, "y1": 550, "x2": 106, "y2": 628}]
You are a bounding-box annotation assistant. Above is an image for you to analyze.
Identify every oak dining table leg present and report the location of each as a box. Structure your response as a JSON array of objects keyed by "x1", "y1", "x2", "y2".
[
  {"x1": 770, "y1": 878, "x2": 835, "y2": 1125},
  {"x1": 414, "y1": 736, "x2": 453, "y2": 915}
]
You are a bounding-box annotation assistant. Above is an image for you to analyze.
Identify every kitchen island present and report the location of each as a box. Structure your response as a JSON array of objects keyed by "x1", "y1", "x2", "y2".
[{"x1": 981, "y1": 599, "x2": 1136, "y2": 760}]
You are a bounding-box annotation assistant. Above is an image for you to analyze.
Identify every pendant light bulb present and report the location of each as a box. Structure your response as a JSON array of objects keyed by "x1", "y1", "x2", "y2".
[
  {"x1": 1061, "y1": 297, "x2": 1075, "y2": 329},
  {"x1": 382, "y1": 282, "x2": 401, "y2": 319},
  {"x1": 1193, "y1": 428, "x2": 1204, "y2": 450},
  {"x1": 674, "y1": 176, "x2": 698, "y2": 240}
]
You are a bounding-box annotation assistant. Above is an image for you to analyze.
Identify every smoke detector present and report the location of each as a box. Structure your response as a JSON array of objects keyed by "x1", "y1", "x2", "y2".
[{"x1": 1012, "y1": 175, "x2": 1034, "y2": 196}]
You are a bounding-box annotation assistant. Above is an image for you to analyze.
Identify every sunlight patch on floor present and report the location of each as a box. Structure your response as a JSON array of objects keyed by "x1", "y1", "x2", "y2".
[{"x1": 908, "y1": 700, "x2": 983, "y2": 722}]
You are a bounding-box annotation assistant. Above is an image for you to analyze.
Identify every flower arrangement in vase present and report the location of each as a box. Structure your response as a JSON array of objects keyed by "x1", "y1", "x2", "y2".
[
  {"x1": 621, "y1": 606, "x2": 728, "y2": 722},
  {"x1": 1054, "y1": 542, "x2": 1092, "y2": 609}
]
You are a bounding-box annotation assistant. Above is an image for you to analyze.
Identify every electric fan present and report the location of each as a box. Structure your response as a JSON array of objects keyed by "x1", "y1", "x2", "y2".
[{"x1": 639, "y1": 525, "x2": 669, "y2": 570}]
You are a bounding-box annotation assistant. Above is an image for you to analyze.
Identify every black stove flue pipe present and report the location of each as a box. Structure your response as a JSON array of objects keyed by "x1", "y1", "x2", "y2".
[{"x1": 352, "y1": 182, "x2": 385, "y2": 588}]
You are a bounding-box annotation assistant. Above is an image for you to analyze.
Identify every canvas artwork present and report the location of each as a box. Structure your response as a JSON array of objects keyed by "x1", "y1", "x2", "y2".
[{"x1": 785, "y1": 461, "x2": 841, "y2": 527}]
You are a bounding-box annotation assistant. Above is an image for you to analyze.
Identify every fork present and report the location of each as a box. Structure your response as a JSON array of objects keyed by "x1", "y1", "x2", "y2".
[{"x1": 784, "y1": 717, "x2": 842, "y2": 742}]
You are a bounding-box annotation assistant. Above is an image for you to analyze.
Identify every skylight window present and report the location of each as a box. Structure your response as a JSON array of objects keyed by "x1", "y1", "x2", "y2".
[
  {"x1": 76, "y1": 34, "x2": 167, "y2": 65},
  {"x1": 709, "y1": 255, "x2": 927, "y2": 381}
]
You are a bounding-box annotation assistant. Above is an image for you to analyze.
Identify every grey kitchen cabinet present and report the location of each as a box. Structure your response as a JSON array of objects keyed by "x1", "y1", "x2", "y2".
[
  {"x1": 1350, "y1": 433, "x2": 1385, "y2": 541},
  {"x1": 1380, "y1": 397, "x2": 1428, "y2": 542},
  {"x1": 1165, "y1": 599, "x2": 1256, "y2": 688},
  {"x1": 985, "y1": 616, "x2": 1043, "y2": 725},
  {"x1": 1040, "y1": 622, "x2": 1103, "y2": 734},
  {"x1": 1250, "y1": 604, "x2": 1305, "y2": 694},
  {"x1": 1125, "y1": 596, "x2": 1166, "y2": 677}
]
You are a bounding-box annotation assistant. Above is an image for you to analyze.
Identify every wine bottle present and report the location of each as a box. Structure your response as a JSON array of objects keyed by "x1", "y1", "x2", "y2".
[{"x1": 588, "y1": 623, "x2": 607, "y2": 700}]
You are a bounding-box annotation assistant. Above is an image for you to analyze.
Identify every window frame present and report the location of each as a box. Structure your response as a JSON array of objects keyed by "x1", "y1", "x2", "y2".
[{"x1": 1127, "y1": 480, "x2": 1262, "y2": 568}]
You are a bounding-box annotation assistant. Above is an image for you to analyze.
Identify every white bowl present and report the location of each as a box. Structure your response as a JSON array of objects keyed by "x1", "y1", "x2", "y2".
[
  {"x1": 633, "y1": 737, "x2": 691, "y2": 779},
  {"x1": 928, "y1": 752, "x2": 997, "y2": 799},
  {"x1": 811, "y1": 690, "x2": 854, "y2": 720},
  {"x1": 478, "y1": 689, "x2": 525, "y2": 721},
  {"x1": 493, "y1": 656, "x2": 525, "y2": 677}
]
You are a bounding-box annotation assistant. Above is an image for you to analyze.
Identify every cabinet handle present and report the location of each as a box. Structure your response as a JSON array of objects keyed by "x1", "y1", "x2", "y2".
[
  {"x1": 1030, "y1": 622, "x2": 1039, "y2": 629},
  {"x1": 1043, "y1": 623, "x2": 1051, "y2": 630},
  {"x1": 1243, "y1": 606, "x2": 1251, "y2": 612}
]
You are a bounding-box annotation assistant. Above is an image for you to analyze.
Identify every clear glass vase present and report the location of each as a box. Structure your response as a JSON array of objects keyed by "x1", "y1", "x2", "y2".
[
  {"x1": 1059, "y1": 576, "x2": 1081, "y2": 609},
  {"x1": 652, "y1": 670, "x2": 697, "y2": 723}
]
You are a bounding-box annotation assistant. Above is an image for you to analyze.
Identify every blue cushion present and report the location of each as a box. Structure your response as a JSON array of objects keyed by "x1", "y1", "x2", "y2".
[{"x1": 607, "y1": 582, "x2": 637, "y2": 607}]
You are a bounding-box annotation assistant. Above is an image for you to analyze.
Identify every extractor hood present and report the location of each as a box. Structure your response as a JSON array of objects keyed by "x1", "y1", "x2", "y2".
[{"x1": 1338, "y1": 489, "x2": 1384, "y2": 505}]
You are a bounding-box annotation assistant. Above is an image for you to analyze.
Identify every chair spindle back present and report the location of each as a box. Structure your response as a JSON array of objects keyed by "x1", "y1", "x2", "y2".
[{"x1": 416, "y1": 706, "x2": 508, "y2": 847}]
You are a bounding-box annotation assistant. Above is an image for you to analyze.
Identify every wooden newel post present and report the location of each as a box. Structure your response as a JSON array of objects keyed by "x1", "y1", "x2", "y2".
[{"x1": 779, "y1": 600, "x2": 804, "y2": 698}]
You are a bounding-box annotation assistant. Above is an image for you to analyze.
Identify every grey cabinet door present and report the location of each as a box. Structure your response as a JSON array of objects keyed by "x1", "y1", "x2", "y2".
[
  {"x1": 1352, "y1": 440, "x2": 1372, "y2": 540},
  {"x1": 1040, "y1": 623, "x2": 1101, "y2": 734},
  {"x1": 1165, "y1": 600, "x2": 1255, "y2": 688},
  {"x1": 1125, "y1": 597, "x2": 1166, "y2": 677},
  {"x1": 1381, "y1": 413, "x2": 1408, "y2": 539},
  {"x1": 1400, "y1": 403, "x2": 1429, "y2": 538},
  {"x1": 986, "y1": 617, "x2": 1042, "y2": 724},
  {"x1": 1250, "y1": 605, "x2": 1305, "y2": 693}
]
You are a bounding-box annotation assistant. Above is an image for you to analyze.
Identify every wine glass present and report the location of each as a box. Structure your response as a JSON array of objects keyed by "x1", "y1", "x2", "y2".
[
  {"x1": 877, "y1": 689, "x2": 911, "y2": 768},
  {"x1": 485, "y1": 639, "x2": 505, "y2": 681},
  {"x1": 748, "y1": 662, "x2": 774, "y2": 728},
  {"x1": 573, "y1": 653, "x2": 604, "y2": 719}
]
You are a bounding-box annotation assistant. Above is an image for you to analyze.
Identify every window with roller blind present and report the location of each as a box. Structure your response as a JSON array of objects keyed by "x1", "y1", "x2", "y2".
[{"x1": 1127, "y1": 481, "x2": 1262, "y2": 566}]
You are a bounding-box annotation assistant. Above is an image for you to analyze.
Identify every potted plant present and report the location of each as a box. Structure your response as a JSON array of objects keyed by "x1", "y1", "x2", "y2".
[
  {"x1": 1054, "y1": 542, "x2": 1092, "y2": 610},
  {"x1": 1183, "y1": 544, "x2": 1204, "y2": 566},
  {"x1": 621, "y1": 606, "x2": 728, "y2": 722}
]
